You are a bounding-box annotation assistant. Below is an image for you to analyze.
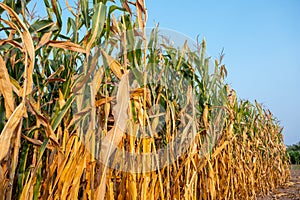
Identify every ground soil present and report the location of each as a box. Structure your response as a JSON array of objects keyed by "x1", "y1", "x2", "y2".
[{"x1": 258, "y1": 165, "x2": 300, "y2": 200}]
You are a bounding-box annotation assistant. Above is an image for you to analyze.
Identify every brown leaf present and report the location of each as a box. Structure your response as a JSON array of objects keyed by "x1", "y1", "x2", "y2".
[
  {"x1": 9, "y1": 49, "x2": 17, "y2": 71},
  {"x1": 100, "y1": 74, "x2": 130, "y2": 159},
  {"x1": 108, "y1": 72, "x2": 130, "y2": 142},
  {"x1": 47, "y1": 78, "x2": 65, "y2": 83},
  {"x1": 26, "y1": 99, "x2": 59, "y2": 146},
  {"x1": 47, "y1": 41, "x2": 86, "y2": 54},
  {"x1": 0, "y1": 165, "x2": 4, "y2": 200},
  {"x1": 0, "y1": 3, "x2": 35, "y2": 96},
  {"x1": 123, "y1": 0, "x2": 132, "y2": 15},
  {"x1": 136, "y1": 0, "x2": 147, "y2": 29},
  {"x1": 100, "y1": 49, "x2": 124, "y2": 79},
  {"x1": 98, "y1": 73, "x2": 130, "y2": 200},
  {"x1": 212, "y1": 141, "x2": 229, "y2": 158},
  {"x1": 35, "y1": 31, "x2": 53, "y2": 50},
  {"x1": 0, "y1": 39, "x2": 23, "y2": 49},
  {"x1": 20, "y1": 173, "x2": 33, "y2": 200},
  {"x1": 136, "y1": 2, "x2": 143, "y2": 29},
  {"x1": 0, "y1": 4, "x2": 27, "y2": 30},
  {"x1": 72, "y1": 48, "x2": 99, "y2": 94},
  {"x1": 21, "y1": 134, "x2": 43, "y2": 146},
  {"x1": 95, "y1": 96, "x2": 114, "y2": 108},
  {"x1": 110, "y1": 14, "x2": 120, "y2": 35},
  {"x1": 95, "y1": 171, "x2": 106, "y2": 200},
  {"x1": 0, "y1": 103, "x2": 24, "y2": 161},
  {"x1": 58, "y1": 89, "x2": 66, "y2": 109},
  {"x1": 95, "y1": 88, "x2": 149, "y2": 107},
  {"x1": 0, "y1": 55, "x2": 15, "y2": 118},
  {"x1": 137, "y1": 0, "x2": 147, "y2": 14},
  {"x1": 67, "y1": 107, "x2": 91, "y2": 129},
  {"x1": 203, "y1": 104, "x2": 209, "y2": 129},
  {"x1": 92, "y1": 66, "x2": 104, "y2": 95}
]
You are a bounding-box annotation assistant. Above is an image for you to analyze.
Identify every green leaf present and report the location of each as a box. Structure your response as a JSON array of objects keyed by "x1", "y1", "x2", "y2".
[
  {"x1": 67, "y1": 18, "x2": 76, "y2": 34},
  {"x1": 92, "y1": 2, "x2": 106, "y2": 40},
  {"x1": 51, "y1": 95, "x2": 75, "y2": 131},
  {"x1": 106, "y1": 5, "x2": 125, "y2": 38},
  {"x1": 51, "y1": 0, "x2": 62, "y2": 30},
  {"x1": 80, "y1": 0, "x2": 90, "y2": 28},
  {"x1": 30, "y1": 19, "x2": 54, "y2": 33}
]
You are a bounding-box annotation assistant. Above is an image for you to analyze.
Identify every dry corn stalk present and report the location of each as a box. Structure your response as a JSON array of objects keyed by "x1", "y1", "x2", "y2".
[{"x1": 0, "y1": 1, "x2": 290, "y2": 200}]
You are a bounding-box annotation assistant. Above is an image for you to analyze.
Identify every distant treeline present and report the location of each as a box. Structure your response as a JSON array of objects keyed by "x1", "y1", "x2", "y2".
[{"x1": 287, "y1": 142, "x2": 300, "y2": 164}]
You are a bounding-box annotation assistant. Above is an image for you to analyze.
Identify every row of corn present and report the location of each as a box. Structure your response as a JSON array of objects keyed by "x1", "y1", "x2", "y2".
[{"x1": 0, "y1": 0, "x2": 289, "y2": 199}]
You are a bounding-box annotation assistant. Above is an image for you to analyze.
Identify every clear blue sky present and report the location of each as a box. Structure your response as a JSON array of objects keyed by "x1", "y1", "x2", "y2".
[{"x1": 146, "y1": 0, "x2": 300, "y2": 145}]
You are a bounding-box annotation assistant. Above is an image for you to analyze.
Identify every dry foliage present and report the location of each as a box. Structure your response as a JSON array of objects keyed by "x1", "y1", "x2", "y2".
[{"x1": 0, "y1": 0, "x2": 289, "y2": 199}]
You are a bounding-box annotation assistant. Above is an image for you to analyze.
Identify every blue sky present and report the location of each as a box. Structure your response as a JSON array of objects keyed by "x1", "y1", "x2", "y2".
[{"x1": 146, "y1": 0, "x2": 300, "y2": 145}]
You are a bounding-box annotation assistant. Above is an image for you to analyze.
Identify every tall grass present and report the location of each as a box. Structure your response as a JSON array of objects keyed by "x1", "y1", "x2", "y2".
[{"x1": 0, "y1": 0, "x2": 289, "y2": 199}]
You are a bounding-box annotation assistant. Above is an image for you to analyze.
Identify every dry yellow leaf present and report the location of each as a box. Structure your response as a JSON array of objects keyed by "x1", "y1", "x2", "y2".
[
  {"x1": 0, "y1": 39, "x2": 23, "y2": 49},
  {"x1": 47, "y1": 41, "x2": 86, "y2": 53},
  {"x1": 0, "y1": 55, "x2": 15, "y2": 118},
  {"x1": 0, "y1": 3, "x2": 35, "y2": 96},
  {"x1": 212, "y1": 141, "x2": 229, "y2": 159},
  {"x1": 0, "y1": 103, "x2": 24, "y2": 161},
  {"x1": 21, "y1": 134, "x2": 43, "y2": 146},
  {"x1": 35, "y1": 31, "x2": 53, "y2": 50},
  {"x1": 123, "y1": 0, "x2": 132, "y2": 15},
  {"x1": 0, "y1": 165, "x2": 4, "y2": 200},
  {"x1": 98, "y1": 73, "x2": 130, "y2": 199},
  {"x1": 95, "y1": 96, "x2": 114, "y2": 107},
  {"x1": 95, "y1": 171, "x2": 106, "y2": 200},
  {"x1": 92, "y1": 68, "x2": 104, "y2": 95},
  {"x1": 101, "y1": 49, "x2": 124, "y2": 79},
  {"x1": 58, "y1": 89, "x2": 66, "y2": 109},
  {"x1": 26, "y1": 100, "x2": 59, "y2": 146},
  {"x1": 19, "y1": 174, "x2": 33, "y2": 200},
  {"x1": 136, "y1": 0, "x2": 147, "y2": 29},
  {"x1": 111, "y1": 14, "x2": 121, "y2": 35},
  {"x1": 202, "y1": 104, "x2": 209, "y2": 130}
]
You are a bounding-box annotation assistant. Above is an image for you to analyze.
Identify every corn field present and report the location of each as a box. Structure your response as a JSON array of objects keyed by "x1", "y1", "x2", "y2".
[{"x1": 0, "y1": 0, "x2": 290, "y2": 199}]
